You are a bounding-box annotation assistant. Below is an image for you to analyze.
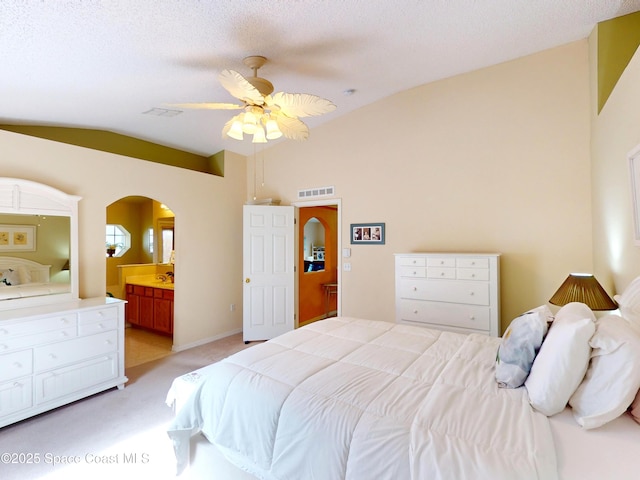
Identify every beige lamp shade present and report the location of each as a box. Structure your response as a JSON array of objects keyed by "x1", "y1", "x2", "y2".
[{"x1": 549, "y1": 273, "x2": 617, "y2": 311}]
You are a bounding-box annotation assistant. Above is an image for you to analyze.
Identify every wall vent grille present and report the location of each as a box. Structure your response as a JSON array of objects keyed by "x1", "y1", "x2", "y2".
[{"x1": 297, "y1": 186, "x2": 335, "y2": 199}]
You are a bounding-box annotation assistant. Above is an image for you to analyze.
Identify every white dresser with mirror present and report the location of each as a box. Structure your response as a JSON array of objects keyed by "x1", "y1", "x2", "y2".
[{"x1": 0, "y1": 178, "x2": 127, "y2": 428}]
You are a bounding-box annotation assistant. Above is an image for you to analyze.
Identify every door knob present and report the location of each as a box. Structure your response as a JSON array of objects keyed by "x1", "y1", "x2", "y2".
[{"x1": 245, "y1": 278, "x2": 251, "y2": 283}]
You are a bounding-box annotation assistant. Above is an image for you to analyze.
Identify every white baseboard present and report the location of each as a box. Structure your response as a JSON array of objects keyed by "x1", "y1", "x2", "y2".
[{"x1": 171, "y1": 327, "x2": 243, "y2": 352}]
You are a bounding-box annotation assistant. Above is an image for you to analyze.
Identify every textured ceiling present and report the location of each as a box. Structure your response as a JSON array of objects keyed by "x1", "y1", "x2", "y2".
[{"x1": 2, "y1": 0, "x2": 640, "y2": 157}]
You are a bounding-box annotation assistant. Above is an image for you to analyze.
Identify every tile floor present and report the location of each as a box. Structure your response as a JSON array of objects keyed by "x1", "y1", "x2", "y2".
[{"x1": 124, "y1": 326, "x2": 173, "y2": 369}]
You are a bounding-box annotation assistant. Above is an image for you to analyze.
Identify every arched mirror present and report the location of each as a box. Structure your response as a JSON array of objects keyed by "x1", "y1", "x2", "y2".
[
  {"x1": 303, "y1": 217, "x2": 325, "y2": 273},
  {"x1": 0, "y1": 178, "x2": 79, "y2": 310}
]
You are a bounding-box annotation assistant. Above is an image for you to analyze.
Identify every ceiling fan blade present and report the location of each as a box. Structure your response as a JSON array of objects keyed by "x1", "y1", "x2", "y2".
[
  {"x1": 219, "y1": 69, "x2": 264, "y2": 105},
  {"x1": 273, "y1": 113, "x2": 310, "y2": 141},
  {"x1": 269, "y1": 92, "x2": 336, "y2": 118},
  {"x1": 169, "y1": 102, "x2": 243, "y2": 110}
]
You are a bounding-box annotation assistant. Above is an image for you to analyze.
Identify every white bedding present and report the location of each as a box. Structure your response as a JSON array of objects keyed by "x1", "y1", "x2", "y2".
[
  {"x1": 167, "y1": 317, "x2": 557, "y2": 479},
  {"x1": 0, "y1": 282, "x2": 70, "y2": 300}
]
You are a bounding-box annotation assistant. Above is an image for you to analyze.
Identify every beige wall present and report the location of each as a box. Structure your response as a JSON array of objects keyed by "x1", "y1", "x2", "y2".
[
  {"x1": 1, "y1": 39, "x2": 599, "y2": 341},
  {"x1": 250, "y1": 41, "x2": 593, "y2": 331},
  {"x1": 591, "y1": 30, "x2": 640, "y2": 293},
  {"x1": 2, "y1": 131, "x2": 247, "y2": 350}
]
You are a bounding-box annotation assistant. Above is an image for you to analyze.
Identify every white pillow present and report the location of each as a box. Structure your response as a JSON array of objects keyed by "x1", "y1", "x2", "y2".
[
  {"x1": 525, "y1": 302, "x2": 595, "y2": 416},
  {"x1": 613, "y1": 276, "x2": 640, "y2": 326},
  {"x1": 16, "y1": 265, "x2": 32, "y2": 284},
  {"x1": 495, "y1": 305, "x2": 551, "y2": 388},
  {"x1": 631, "y1": 389, "x2": 640, "y2": 425},
  {"x1": 569, "y1": 315, "x2": 640, "y2": 429}
]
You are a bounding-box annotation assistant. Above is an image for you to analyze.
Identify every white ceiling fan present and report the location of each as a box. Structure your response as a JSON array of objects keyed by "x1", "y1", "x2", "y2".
[{"x1": 171, "y1": 56, "x2": 336, "y2": 143}]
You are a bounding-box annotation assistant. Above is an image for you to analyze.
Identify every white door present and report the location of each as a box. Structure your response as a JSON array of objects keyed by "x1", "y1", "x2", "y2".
[{"x1": 243, "y1": 205, "x2": 297, "y2": 342}]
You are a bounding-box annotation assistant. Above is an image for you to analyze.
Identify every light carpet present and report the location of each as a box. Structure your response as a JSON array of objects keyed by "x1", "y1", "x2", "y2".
[{"x1": 0, "y1": 333, "x2": 253, "y2": 480}]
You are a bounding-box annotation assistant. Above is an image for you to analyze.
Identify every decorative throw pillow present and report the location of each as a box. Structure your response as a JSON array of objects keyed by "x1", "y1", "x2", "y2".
[
  {"x1": 0, "y1": 268, "x2": 21, "y2": 286},
  {"x1": 525, "y1": 302, "x2": 596, "y2": 416},
  {"x1": 495, "y1": 305, "x2": 551, "y2": 388},
  {"x1": 569, "y1": 315, "x2": 640, "y2": 429}
]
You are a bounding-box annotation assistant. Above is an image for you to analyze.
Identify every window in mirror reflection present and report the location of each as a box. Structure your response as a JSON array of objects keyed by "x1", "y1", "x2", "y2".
[
  {"x1": 105, "y1": 224, "x2": 131, "y2": 257},
  {"x1": 148, "y1": 227, "x2": 154, "y2": 254},
  {"x1": 303, "y1": 217, "x2": 325, "y2": 273},
  {"x1": 161, "y1": 227, "x2": 174, "y2": 264}
]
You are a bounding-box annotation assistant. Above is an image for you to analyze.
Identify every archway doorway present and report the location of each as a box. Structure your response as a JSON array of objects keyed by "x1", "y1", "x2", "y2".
[{"x1": 106, "y1": 196, "x2": 175, "y2": 368}]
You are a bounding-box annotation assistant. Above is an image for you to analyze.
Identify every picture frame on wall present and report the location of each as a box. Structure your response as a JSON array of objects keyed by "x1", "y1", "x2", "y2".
[
  {"x1": 0, "y1": 224, "x2": 36, "y2": 251},
  {"x1": 350, "y1": 222, "x2": 385, "y2": 245}
]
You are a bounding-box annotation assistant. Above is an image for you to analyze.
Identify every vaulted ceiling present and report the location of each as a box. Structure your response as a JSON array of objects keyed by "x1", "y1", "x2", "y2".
[{"x1": 2, "y1": 1, "x2": 640, "y2": 163}]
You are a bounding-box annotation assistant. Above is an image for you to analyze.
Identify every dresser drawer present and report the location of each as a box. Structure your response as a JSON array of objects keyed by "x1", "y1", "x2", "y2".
[
  {"x1": 0, "y1": 327, "x2": 77, "y2": 352},
  {"x1": 426, "y1": 267, "x2": 456, "y2": 279},
  {"x1": 456, "y1": 257, "x2": 489, "y2": 269},
  {"x1": 0, "y1": 313, "x2": 77, "y2": 339},
  {"x1": 35, "y1": 354, "x2": 118, "y2": 405},
  {"x1": 0, "y1": 349, "x2": 33, "y2": 382},
  {"x1": 398, "y1": 266, "x2": 427, "y2": 278},
  {"x1": 78, "y1": 318, "x2": 117, "y2": 336},
  {"x1": 398, "y1": 278, "x2": 489, "y2": 306},
  {"x1": 34, "y1": 330, "x2": 118, "y2": 371},
  {"x1": 456, "y1": 267, "x2": 489, "y2": 281},
  {"x1": 0, "y1": 376, "x2": 33, "y2": 417},
  {"x1": 427, "y1": 257, "x2": 456, "y2": 268},
  {"x1": 397, "y1": 256, "x2": 426, "y2": 267},
  {"x1": 78, "y1": 306, "x2": 118, "y2": 324},
  {"x1": 398, "y1": 299, "x2": 491, "y2": 331}
]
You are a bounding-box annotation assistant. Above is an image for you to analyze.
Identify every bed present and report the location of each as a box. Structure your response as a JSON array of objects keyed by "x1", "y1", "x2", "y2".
[
  {"x1": 0, "y1": 256, "x2": 69, "y2": 301},
  {"x1": 167, "y1": 286, "x2": 640, "y2": 479}
]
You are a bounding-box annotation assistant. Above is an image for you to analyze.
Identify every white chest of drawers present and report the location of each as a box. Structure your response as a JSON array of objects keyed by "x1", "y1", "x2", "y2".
[
  {"x1": 395, "y1": 253, "x2": 500, "y2": 336},
  {"x1": 0, "y1": 297, "x2": 127, "y2": 428}
]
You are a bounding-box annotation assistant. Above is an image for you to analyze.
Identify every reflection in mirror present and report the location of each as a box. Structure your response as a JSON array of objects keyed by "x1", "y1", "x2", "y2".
[
  {"x1": 0, "y1": 214, "x2": 71, "y2": 283},
  {"x1": 158, "y1": 218, "x2": 175, "y2": 264},
  {"x1": 0, "y1": 177, "x2": 79, "y2": 309},
  {"x1": 303, "y1": 217, "x2": 325, "y2": 273}
]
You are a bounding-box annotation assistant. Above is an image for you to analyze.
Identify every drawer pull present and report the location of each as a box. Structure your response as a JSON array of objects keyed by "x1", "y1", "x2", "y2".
[
  {"x1": 0, "y1": 344, "x2": 7, "y2": 350},
  {"x1": 98, "y1": 311, "x2": 105, "y2": 317},
  {"x1": 49, "y1": 353, "x2": 57, "y2": 360},
  {"x1": 412, "y1": 271, "x2": 417, "y2": 275},
  {"x1": 412, "y1": 286, "x2": 417, "y2": 291},
  {"x1": 0, "y1": 328, "x2": 7, "y2": 335},
  {"x1": 13, "y1": 382, "x2": 22, "y2": 387},
  {"x1": 470, "y1": 315, "x2": 476, "y2": 320},
  {"x1": 469, "y1": 292, "x2": 475, "y2": 296},
  {"x1": 440, "y1": 272, "x2": 445, "y2": 276},
  {"x1": 413, "y1": 310, "x2": 418, "y2": 314},
  {"x1": 60, "y1": 331, "x2": 68, "y2": 337},
  {"x1": 412, "y1": 260, "x2": 417, "y2": 264},
  {"x1": 105, "y1": 340, "x2": 112, "y2": 345},
  {"x1": 12, "y1": 362, "x2": 22, "y2": 368},
  {"x1": 471, "y1": 273, "x2": 476, "y2": 278},
  {"x1": 98, "y1": 323, "x2": 105, "y2": 329},
  {"x1": 61, "y1": 318, "x2": 69, "y2": 324}
]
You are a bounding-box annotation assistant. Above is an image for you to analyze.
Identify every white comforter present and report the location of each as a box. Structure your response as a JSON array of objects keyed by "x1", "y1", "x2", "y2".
[{"x1": 167, "y1": 317, "x2": 557, "y2": 479}]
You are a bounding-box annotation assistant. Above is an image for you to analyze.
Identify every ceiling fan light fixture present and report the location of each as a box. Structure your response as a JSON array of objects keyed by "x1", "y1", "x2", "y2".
[
  {"x1": 227, "y1": 118, "x2": 244, "y2": 140},
  {"x1": 242, "y1": 110, "x2": 258, "y2": 134},
  {"x1": 266, "y1": 118, "x2": 283, "y2": 139},
  {"x1": 252, "y1": 126, "x2": 267, "y2": 144}
]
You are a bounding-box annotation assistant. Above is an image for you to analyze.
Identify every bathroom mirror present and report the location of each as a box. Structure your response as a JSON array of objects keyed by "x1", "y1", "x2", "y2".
[
  {"x1": 303, "y1": 217, "x2": 325, "y2": 273},
  {"x1": 0, "y1": 178, "x2": 80, "y2": 310}
]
